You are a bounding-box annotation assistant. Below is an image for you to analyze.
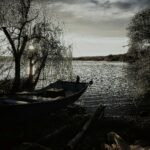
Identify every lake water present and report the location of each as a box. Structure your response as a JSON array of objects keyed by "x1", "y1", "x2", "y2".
[
  {"x1": 0, "y1": 60, "x2": 145, "y2": 120},
  {"x1": 73, "y1": 61, "x2": 140, "y2": 119}
]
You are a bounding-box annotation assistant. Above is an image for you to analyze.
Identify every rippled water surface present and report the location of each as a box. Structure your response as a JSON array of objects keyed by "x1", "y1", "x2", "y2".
[{"x1": 73, "y1": 61, "x2": 139, "y2": 118}]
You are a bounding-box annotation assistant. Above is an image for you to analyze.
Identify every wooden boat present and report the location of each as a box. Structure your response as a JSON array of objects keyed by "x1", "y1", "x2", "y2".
[{"x1": 0, "y1": 80, "x2": 92, "y2": 121}]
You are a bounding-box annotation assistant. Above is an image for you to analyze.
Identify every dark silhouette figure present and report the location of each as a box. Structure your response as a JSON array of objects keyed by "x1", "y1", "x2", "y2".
[
  {"x1": 76, "y1": 75, "x2": 80, "y2": 83},
  {"x1": 89, "y1": 80, "x2": 93, "y2": 85}
]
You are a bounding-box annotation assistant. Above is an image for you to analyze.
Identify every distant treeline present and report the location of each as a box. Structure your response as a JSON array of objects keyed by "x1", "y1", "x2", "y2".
[
  {"x1": 73, "y1": 53, "x2": 134, "y2": 62},
  {"x1": 1, "y1": 51, "x2": 149, "y2": 63},
  {"x1": 0, "y1": 56, "x2": 13, "y2": 62}
]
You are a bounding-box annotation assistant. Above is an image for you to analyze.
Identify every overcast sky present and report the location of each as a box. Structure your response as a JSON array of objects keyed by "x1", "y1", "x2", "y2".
[{"x1": 41, "y1": 0, "x2": 150, "y2": 57}]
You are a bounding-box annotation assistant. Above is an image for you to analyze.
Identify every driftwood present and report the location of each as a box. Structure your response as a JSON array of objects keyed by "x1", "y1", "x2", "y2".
[
  {"x1": 36, "y1": 115, "x2": 88, "y2": 147},
  {"x1": 37, "y1": 125, "x2": 70, "y2": 145},
  {"x1": 67, "y1": 105, "x2": 106, "y2": 150},
  {"x1": 105, "y1": 132, "x2": 150, "y2": 150},
  {"x1": 107, "y1": 132, "x2": 130, "y2": 150}
]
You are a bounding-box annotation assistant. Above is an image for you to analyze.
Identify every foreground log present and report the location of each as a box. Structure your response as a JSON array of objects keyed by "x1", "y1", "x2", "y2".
[
  {"x1": 37, "y1": 125, "x2": 70, "y2": 145},
  {"x1": 17, "y1": 143, "x2": 52, "y2": 150},
  {"x1": 67, "y1": 105, "x2": 106, "y2": 150},
  {"x1": 36, "y1": 115, "x2": 88, "y2": 147}
]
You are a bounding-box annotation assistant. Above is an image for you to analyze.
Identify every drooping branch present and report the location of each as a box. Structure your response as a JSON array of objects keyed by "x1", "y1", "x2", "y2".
[
  {"x1": 33, "y1": 53, "x2": 48, "y2": 88},
  {"x1": 2, "y1": 27, "x2": 17, "y2": 56},
  {"x1": 19, "y1": 36, "x2": 28, "y2": 56}
]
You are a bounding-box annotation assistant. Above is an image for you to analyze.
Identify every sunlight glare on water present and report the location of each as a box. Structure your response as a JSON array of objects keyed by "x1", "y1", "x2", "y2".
[{"x1": 73, "y1": 61, "x2": 138, "y2": 118}]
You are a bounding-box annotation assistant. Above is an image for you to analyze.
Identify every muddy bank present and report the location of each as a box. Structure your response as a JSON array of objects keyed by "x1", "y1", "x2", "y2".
[{"x1": 0, "y1": 104, "x2": 150, "y2": 150}]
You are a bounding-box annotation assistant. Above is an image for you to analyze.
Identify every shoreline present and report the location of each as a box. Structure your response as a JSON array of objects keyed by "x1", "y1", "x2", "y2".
[
  {"x1": 73, "y1": 53, "x2": 134, "y2": 62},
  {"x1": 1, "y1": 104, "x2": 150, "y2": 150}
]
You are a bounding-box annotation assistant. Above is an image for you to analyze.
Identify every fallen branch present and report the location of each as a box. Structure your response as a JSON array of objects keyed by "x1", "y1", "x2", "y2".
[
  {"x1": 67, "y1": 105, "x2": 106, "y2": 150},
  {"x1": 18, "y1": 142, "x2": 51, "y2": 150},
  {"x1": 37, "y1": 125, "x2": 70, "y2": 145},
  {"x1": 36, "y1": 115, "x2": 88, "y2": 147}
]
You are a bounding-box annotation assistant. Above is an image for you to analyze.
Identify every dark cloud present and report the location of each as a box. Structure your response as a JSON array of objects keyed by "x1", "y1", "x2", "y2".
[
  {"x1": 138, "y1": 0, "x2": 150, "y2": 8},
  {"x1": 40, "y1": 0, "x2": 86, "y2": 4},
  {"x1": 40, "y1": 0, "x2": 150, "y2": 10},
  {"x1": 113, "y1": 0, "x2": 150, "y2": 10},
  {"x1": 101, "y1": 1, "x2": 111, "y2": 9},
  {"x1": 114, "y1": 1, "x2": 135, "y2": 10},
  {"x1": 90, "y1": 0, "x2": 99, "y2": 5},
  {"x1": 38, "y1": 0, "x2": 150, "y2": 40},
  {"x1": 89, "y1": 0, "x2": 150, "y2": 10}
]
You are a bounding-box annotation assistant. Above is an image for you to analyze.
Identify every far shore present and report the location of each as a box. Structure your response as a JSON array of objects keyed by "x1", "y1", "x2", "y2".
[
  {"x1": 0, "y1": 54, "x2": 134, "y2": 62},
  {"x1": 73, "y1": 53, "x2": 134, "y2": 62}
]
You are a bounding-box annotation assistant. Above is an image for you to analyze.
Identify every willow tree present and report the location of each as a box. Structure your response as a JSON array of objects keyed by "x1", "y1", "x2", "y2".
[
  {"x1": 127, "y1": 8, "x2": 150, "y2": 56},
  {"x1": 127, "y1": 9, "x2": 150, "y2": 97},
  {"x1": 0, "y1": 0, "x2": 72, "y2": 92},
  {"x1": 21, "y1": 20, "x2": 73, "y2": 90}
]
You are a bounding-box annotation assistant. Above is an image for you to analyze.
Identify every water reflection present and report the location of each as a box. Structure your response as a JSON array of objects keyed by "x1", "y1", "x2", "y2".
[{"x1": 73, "y1": 61, "x2": 138, "y2": 118}]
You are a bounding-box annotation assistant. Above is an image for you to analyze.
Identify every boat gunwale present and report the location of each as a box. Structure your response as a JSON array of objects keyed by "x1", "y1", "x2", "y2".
[{"x1": 0, "y1": 81, "x2": 89, "y2": 107}]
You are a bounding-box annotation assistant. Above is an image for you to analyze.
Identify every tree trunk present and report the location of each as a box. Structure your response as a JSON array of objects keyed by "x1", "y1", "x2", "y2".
[
  {"x1": 33, "y1": 55, "x2": 48, "y2": 89},
  {"x1": 12, "y1": 56, "x2": 21, "y2": 92},
  {"x1": 29, "y1": 57, "x2": 33, "y2": 82}
]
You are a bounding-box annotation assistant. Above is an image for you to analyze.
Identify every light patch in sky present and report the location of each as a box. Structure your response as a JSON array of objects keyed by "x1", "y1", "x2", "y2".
[{"x1": 65, "y1": 35, "x2": 128, "y2": 57}]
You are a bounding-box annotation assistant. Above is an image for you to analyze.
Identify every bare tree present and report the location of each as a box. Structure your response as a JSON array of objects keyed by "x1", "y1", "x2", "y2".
[
  {"x1": 0, "y1": 0, "x2": 37, "y2": 91},
  {"x1": 0, "y1": 0, "x2": 72, "y2": 92}
]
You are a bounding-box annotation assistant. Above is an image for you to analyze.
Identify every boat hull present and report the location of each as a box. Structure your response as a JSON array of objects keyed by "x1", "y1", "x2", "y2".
[{"x1": 0, "y1": 81, "x2": 89, "y2": 123}]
